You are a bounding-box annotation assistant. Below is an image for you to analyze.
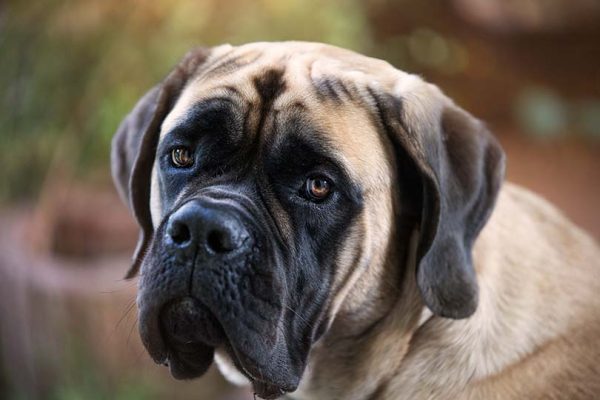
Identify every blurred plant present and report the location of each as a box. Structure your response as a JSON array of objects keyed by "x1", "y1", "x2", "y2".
[
  {"x1": 373, "y1": 27, "x2": 469, "y2": 75},
  {"x1": 0, "y1": 0, "x2": 372, "y2": 202},
  {"x1": 514, "y1": 86, "x2": 600, "y2": 140},
  {"x1": 575, "y1": 100, "x2": 600, "y2": 139},
  {"x1": 49, "y1": 337, "x2": 158, "y2": 400},
  {"x1": 514, "y1": 87, "x2": 568, "y2": 139}
]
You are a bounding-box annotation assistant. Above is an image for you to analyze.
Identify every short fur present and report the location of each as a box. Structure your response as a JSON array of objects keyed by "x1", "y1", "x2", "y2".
[{"x1": 111, "y1": 42, "x2": 600, "y2": 399}]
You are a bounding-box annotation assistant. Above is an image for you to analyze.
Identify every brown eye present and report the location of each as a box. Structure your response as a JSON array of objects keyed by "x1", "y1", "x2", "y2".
[
  {"x1": 171, "y1": 147, "x2": 194, "y2": 168},
  {"x1": 305, "y1": 176, "x2": 332, "y2": 201}
]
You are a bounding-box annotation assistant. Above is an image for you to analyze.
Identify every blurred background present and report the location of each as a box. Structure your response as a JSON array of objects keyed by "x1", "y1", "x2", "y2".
[{"x1": 1, "y1": 0, "x2": 599, "y2": 399}]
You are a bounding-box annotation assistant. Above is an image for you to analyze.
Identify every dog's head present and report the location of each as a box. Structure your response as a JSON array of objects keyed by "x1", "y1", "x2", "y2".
[{"x1": 111, "y1": 42, "x2": 504, "y2": 399}]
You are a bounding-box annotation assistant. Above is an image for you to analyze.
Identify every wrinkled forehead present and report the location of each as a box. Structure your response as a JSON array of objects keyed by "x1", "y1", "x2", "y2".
[
  {"x1": 161, "y1": 42, "x2": 418, "y2": 130},
  {"x1": 159, "y1": 42, "x2": 433, "y2": 185}
]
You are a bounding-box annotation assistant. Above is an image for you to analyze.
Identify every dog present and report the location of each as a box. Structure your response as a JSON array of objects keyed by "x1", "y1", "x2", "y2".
[{"x1": 111, "y1": 42, "x2": 600, "y2": 399}]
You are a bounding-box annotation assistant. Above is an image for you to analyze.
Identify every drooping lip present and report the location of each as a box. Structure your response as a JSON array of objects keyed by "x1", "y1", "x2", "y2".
[
  {"x1": 138, "y1": 296, "x2": 215, "y2": 368},
  {"x1": 138, "y1": 296, "x2": 296, "y2": 398},
  {"x1": 159, "y1": 297, "x2": 223, "y2": 379}
]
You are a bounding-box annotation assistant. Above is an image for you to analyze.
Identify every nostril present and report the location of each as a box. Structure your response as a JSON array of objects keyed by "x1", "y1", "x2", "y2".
[
  {"x1": 206, "y1": 229, "x2": 234, "y2": 253},
  {"x1": 168, "y1": 220, "x2": 191, "y2": 245}
]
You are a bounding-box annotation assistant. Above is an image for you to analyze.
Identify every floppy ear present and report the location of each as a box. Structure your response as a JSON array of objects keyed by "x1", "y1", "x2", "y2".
[
  {"x1": 371, "y1": 82, "x2": 505, "y2": 319},
  {"x1": 111, "y1": 47, "x2": 211, "y2": 279}
]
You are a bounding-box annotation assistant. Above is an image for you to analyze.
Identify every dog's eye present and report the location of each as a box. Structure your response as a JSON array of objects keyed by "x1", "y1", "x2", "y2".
[
  {"x1": 171, "y1": 147, "x2": 194, "y2": 168},
  {"x1": 304, "y1": 176, "x2": 332, "y2": 202}
]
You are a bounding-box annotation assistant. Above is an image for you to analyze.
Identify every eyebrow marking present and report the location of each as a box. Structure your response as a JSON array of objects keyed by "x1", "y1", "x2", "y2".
[
  {"x1": 252, "y1": 68, "x2": 286, "y2": 136},
  {"x1": 336, "y1": 79, "x2": 353, "y2": 100},
  {"x1": 164, "y1": 97, "x2": 242, "y2": 142}
]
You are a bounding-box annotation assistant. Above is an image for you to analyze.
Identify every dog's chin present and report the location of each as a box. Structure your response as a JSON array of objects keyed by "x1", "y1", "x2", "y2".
[
  {"x1": 154, "y1": 297, "x2": 295, "y2": 399},
  {"x1": 159, "y1": 297, "x2": 221, "y2": 379}
]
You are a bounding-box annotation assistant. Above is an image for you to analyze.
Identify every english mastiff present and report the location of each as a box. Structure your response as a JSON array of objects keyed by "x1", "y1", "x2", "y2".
[{"x1": 111, "y1": 42, "x2": 600, "y2": 399}]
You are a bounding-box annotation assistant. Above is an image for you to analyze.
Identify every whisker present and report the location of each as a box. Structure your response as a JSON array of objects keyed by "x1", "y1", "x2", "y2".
[
  {"x1": 115, "y1": 297, "x2": 137, "y2": 331},
  {"x1": 284, "y1": 304, "x2": 314, "y2": 330},
  {"x1": 127, "y1": 317, "x2": 139, "y2": 347}
]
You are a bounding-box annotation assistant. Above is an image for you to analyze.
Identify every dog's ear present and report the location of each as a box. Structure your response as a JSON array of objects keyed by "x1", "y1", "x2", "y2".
[
  {"x1": 111, "y1": 47, "x2": 211, "y2": 279},
  {"x1": 371, "y1": 80, "x2": 505, "y2": 319}
]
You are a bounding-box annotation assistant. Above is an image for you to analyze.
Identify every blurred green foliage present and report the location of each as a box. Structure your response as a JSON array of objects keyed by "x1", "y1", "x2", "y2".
[
  {"x1": 0, "y1": 0, "x2": 372, "y2": 202},
  {"x1": 514, "y1": 87, "x2": 568, "y2": 139},
  {"x1": 515, "y1": 87, "x2": 600, "y2": 140},
  {"x1": 49, "y1": 343, "x2": 157, "y2": 400}
]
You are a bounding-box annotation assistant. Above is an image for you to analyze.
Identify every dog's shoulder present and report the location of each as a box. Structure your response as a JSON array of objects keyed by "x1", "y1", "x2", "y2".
[
  {"x1": 463, "y1": 182, "x2": 600, "y2": 399},
  {"x1": 478, "y1": 181, "x2": 599, "y2": 273},
  {"x1": 475, "y1": 181, "x2": 600, "y2": 333}
]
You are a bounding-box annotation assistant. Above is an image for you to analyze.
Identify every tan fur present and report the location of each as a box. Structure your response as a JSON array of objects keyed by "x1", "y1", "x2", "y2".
[{"x1": 150, "y1": 42, "x2": 600, "y2": 400}]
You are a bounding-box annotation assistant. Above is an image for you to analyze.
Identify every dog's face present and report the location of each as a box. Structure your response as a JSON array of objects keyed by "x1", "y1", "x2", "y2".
[{"x1": 111, "y1": 42, "x2": 505, "y2": 399}]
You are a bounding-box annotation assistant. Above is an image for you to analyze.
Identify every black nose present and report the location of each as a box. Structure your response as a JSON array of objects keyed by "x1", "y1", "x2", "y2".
[{"x1": 166, "y1": 200, "x2": 248, "y2": 254}]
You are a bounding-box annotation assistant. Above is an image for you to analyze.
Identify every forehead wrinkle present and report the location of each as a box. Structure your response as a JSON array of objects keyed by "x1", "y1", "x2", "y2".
[
  {"x1": 275, "y1": 55, "x2": 321, "y2": 109},
  {"x1": 167, "y1": 60, "x2": 268, "y2": 125},
  {"x1": 311, "y1": 76, "x2": 355, "y2": 104},
  {"x1": 200, "y1": 49, "x2": 263, "y2": 80},
  {"x1": 160, "y1": 41, "x2": 404, "y2": 170}
]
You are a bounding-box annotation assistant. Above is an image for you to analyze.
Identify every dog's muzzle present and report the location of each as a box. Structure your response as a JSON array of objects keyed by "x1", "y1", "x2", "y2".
[
  {"x1": 141, "y1": 199, "x2": 251, "y2": 375},
  {"x1": 137, "y1": 197, "x2": 294, "y2": 398}
]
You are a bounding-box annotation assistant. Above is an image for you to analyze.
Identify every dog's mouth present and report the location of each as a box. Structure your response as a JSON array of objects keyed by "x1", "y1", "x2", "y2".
[
  {"x1": 159, "y1": 298, "x2": 222, "y2": 379},
  {"x1": 151, "y1": 297, "x2": 291, "y2": 399}
]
